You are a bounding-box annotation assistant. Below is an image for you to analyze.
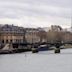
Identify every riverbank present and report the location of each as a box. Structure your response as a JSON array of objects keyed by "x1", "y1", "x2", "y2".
[{"x1": 0, "y1": 48, "x2": 31, "y2": 54}]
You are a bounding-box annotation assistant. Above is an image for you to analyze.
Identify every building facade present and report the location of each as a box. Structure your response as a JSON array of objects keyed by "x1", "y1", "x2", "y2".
[
  {"x1": 0, "y1": 24, "x2": 25, "y2": 44},
  {"x1": 25, "y1": 28, "x2": 40, "y2": 43},
  {"x1": 0, "y1": 24, "x2": 42, "y2": 45}
]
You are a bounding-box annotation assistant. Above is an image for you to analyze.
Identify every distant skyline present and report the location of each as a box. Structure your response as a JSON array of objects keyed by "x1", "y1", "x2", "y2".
[{"x1": 0, "y1": 0, "x2": 72, "y2": 28}]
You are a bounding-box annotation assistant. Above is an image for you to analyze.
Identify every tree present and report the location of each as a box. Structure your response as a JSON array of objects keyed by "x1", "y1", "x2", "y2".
[
  {"x1": 46, "y1": 30, "x2": 56, "y2": 43},
  {"x1": 46, "y1": 30, "x2": 63, "y2": 43},
  {"x1": 37, "y1": 30, "x2": 47, "y2": 43}
]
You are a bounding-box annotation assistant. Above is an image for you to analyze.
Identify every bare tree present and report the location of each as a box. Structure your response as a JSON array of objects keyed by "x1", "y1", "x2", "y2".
[
  {"x1": 46, "y1": 30, "x2": 57, "y2": 43},
  {"x1": 37, "y1": 30, "x2": 47, "y2": 43}
]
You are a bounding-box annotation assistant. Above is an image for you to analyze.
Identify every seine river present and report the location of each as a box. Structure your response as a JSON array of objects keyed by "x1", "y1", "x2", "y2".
[{"x1": 0, "y1": 49, "x2": 72, "y2": 72}]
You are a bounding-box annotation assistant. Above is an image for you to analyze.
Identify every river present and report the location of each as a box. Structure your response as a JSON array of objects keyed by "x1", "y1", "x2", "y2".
[{"x1": 0, "y1": 49, "x2": 72, "y2": 72}]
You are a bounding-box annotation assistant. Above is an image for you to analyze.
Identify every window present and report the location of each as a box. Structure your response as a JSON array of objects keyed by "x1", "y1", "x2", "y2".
[
  {"x1": 10, "y1": 40, "x2": 12, "y2": 43},
  {"x1": 6, "y1": 40, "x2": 8, "y2": 43},
  {"x1": 2, "y1": 40, "x2": 4, "y2": 43}
]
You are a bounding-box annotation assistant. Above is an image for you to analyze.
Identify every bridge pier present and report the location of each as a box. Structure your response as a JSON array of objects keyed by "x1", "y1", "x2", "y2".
[
  {"x1": 54, "y1": 48, "x2": 60, "y2": 53},
  {"x1": 31, "y1": 44, "x2": 39, "y2": 53},
  {"x1": 54, "y1": 42, "x2": 61, "y2": 53},
  {"x1": 31, "y1": 48, "x2": 38, "y2": 53}
]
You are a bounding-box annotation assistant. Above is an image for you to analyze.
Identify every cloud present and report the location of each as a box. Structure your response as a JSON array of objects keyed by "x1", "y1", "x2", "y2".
[
  {"x1": 0, "y1": 15, "x2": 70, "y2": 28},
  {"x1": 0, "y1": 0, "x2": 71, "y2": 28}
]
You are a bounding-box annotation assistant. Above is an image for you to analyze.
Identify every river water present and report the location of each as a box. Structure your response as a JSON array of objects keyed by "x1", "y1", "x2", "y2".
[{"x1": 0, "y1": 49, "x2": 72, "y2": 72}]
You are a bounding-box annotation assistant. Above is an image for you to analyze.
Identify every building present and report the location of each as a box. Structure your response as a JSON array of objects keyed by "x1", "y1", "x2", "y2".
[
  {"x1": 0, "y1": 24, "x2": 42, "y2": 44},
  {"x1": 25, "y1": 28, "x2": 40, "y2": 43},
  {"x1": 51, "y1": 25, "x2": 62, "y2": 32},
  {"x1": 0, "y1": 24, "x2": 26, "y2": 44}
]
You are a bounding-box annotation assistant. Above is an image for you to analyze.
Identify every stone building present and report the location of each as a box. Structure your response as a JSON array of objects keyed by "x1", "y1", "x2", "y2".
[
  {"x1": 0, "y1": 24, "x2": 26, "y2": 44},
  {"x1": 0, "y1": 24, "x2": 45, "y2": 45},
  {"x1": 51, "y1": 25, "x2": 62, "y2": 32},
  {"x1": 25, "y1": 28, "x2": 40, "y2": 43}
]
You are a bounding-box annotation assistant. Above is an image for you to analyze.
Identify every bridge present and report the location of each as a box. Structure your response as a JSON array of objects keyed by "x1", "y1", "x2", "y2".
[
  {"x1": 0, "y1": 41, "x2": 72, "y2": 54},
  {"x1": 12, "y1": 41, "x2": 72, "y2": 48},
  {"x1": 12, "y1": 41, "x2": 72, "y2": 53}
]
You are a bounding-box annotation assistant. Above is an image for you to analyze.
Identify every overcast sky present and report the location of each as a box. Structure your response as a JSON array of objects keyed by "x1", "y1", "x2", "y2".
[{"x1": 0, "y1": 0, "x2": 72, "y2": 28}]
